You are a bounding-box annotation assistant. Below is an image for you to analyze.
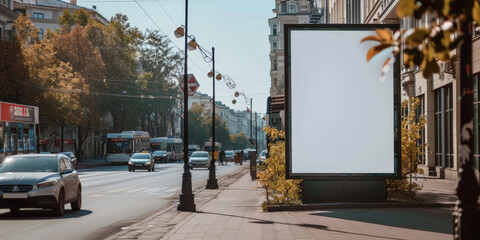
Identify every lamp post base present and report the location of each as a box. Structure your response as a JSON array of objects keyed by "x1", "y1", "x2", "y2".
[
  {"x1": 206, "y1": 179, "x2": 218, "y2": 189},
  {"x1": 177, "y1": 193, "x2": 196, "y2": 212}
]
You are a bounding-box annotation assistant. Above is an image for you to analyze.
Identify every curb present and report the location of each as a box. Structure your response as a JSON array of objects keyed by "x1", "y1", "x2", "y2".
[{"x1": 266, "y1": 202, "x2": 456, "y2": 212}]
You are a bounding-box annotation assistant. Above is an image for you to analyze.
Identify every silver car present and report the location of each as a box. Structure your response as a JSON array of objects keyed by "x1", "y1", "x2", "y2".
[
  {"x1": 0, "y1": 154, "x2": 82, "y2": 216},
  {"x1": 128, "y1": 153, "x2": 155, "y2": 172},
  {"x1": 189, "y1": 151, "x2": 211, "y2": 169}
]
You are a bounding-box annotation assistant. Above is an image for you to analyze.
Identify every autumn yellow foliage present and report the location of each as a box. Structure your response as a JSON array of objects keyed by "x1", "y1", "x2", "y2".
[
  {"x1": 387, "y1": 97, "x2": 427, "y2": 197},
  {"x1": 257, "y1": 127, "x2": 302, "y2": 210}
]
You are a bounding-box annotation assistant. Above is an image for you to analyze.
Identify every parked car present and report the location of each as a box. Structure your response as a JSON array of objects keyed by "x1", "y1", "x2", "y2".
[
  {"x1": 224, "y1": 151, "x2": 234, "y2": 162},
  {"x1": 59, "y1": 152, "x2": 77, "y2": 169},
  {"x1": 152, "y1": 150, "x2": 169, "y2": 163},
  {"x1": 128, "y1": 153, "x2": 155, "y2": 172},
  {"x1": 257, "y1": 150, "x2": 268, "y2": 166},
  {"x1": 0, "y1": 153, "x2": 82, "y2": 216},
  {"x1": 189, "y1": 151, "x2": 210, "y2": 169}
]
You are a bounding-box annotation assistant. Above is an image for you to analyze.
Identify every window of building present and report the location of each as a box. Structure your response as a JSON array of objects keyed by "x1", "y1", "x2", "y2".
[
  {"x1": 272, "y1": 60, "x2": 277, "y2": 71},
  {"x1": 474, "y1": 74, "x2": 480, "y2": 170},
  {"x1": 416, "y1": 95, "x2": 426, "y2": 165},
  {"x1": 300, "y1": 4, "x2": 308, "y2": 12},
  {"x1": 272, "y1": 24, "x2": 277, "y2": 36},
  {"x1": 38, "y1": 28, "x2": 44, "y2": 40},
  {"x1": 280, "y1": 2, "x2": 287, "y2": 13},
  {"x1": 273, "y1": 41, "x2": 278, "y2": 51},
  {"x1": 33, "y1": 12, "x2": 44, "y2": 19},
  {"x1": 434, "y1": 84, "x2": 453, "y2": 168},
  {"x1": 288, "y1": 4, "x2": 296, "y2": 14}
]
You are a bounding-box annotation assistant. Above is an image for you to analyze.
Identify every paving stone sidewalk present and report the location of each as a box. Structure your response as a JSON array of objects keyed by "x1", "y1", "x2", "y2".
[{"x1": 107, "y1": 168, "x2": 456, "y2": 240}]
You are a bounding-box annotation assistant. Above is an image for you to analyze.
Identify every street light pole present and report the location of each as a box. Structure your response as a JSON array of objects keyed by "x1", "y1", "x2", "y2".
[
  {"x1": 206, "y1": 47, "x2": 218, "y2": 189},
  {"x1": 250, "y1": 98, "x2": 253, "y2": 140},
  {"x1": 177, "y1": 0, "x2": 195, "y2": 212},
  {"x1": 255, "y1": 112, "x2": 258, "y2": 154}
]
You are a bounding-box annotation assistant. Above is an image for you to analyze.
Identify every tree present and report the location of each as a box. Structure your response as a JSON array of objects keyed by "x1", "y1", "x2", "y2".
[
  {"x1": 188, "y1": 103, "x2": 209, "y2": 146},
  {"x1": 387, "y1": 98, "x2": 427, "y2": 196},
  {"x1": 0, "y1": 38, "x2": 31, "y2": 104},
  {"x1": 138, "y1": 30, "x2": 182, "y2": 137},
  {"x1": 230, "y1": 132, "x2": 249, "y2": 150},
  {"x1": 257, "y1": 127, "x2": 302, "y2": 211},
  {"x1": 13, "y1": 13, "x2": 38, "y2": 47},
  {"x1": 362, "y1": 1, "x2": 480, "y2": 238},
  {"x1": 52, "y1": 25, "x2": 106, "y2": 160},
  {"x1": 100, "y1": 14, "x2": 142, "y2": 132}
]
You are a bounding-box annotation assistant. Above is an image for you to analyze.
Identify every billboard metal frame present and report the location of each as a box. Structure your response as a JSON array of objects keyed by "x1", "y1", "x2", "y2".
[{"x1": 284, "y1": 24, "x2": 401, "y2": 180}]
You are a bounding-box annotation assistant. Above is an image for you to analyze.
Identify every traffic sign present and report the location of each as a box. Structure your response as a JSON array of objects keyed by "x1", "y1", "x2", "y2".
[{"x1": 180, "y1": 74, "x2": 200, "y2": 96}]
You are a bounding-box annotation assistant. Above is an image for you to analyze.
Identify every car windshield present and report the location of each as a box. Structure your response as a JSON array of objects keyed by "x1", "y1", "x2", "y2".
[
  {"x1": 191, "y1": 152, "x2": 209, "y2": 158},
  {"x1": 225, "y1": 151, "x2": 233, "y2": 155},
  {"x1": 60, "y1": 152, "x2": 71, "y2": 157},
  {"x1": 261, "y1": 151, "x2": 267, "y2": 156},
  {"x1": 154, "y1": 151, "x2": 167, "y2": 154},
  {"x1": 0, "y1": 156, "x2": 58, "y2": 173},
  {"x1": 131, "y1": 153, "x2": 150, "y2": 159}
]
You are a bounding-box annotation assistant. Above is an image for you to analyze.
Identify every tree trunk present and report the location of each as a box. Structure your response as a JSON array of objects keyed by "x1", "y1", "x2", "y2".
[{"x1": 60, "y1": 125, "x2": 64, "y2": 152}]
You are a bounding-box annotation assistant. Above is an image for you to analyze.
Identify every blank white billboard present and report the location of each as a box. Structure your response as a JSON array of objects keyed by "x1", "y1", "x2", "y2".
[{"x1": 285, "y1": 25, "x2": 400, "y2": 178}]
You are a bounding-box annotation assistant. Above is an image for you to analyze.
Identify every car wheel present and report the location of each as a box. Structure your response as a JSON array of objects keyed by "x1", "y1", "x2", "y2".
[
  {"x1": 71, "y1": 186, "x2": 82, "y2": 211},
  {"x1": 9, "y1": 207, "x2": 20, "y2": 215},
  {"x1": 132, "y1": 169, "x2": 135, "y2": 172},
  {"x1": 52, "y1": 189, "x2": 65, "y2": 216}
]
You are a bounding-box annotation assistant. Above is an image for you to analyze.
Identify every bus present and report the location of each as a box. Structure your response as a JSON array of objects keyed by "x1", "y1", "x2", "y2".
[
  {"x1": 150, "y1": 137, "x2": 183, "y2": 162},
  {"x1": 106, "y1": 131, "x2": 150, "y2": 163},
  {"x1": 204, "y1": 142, "x2": 222, "y2": 158}
]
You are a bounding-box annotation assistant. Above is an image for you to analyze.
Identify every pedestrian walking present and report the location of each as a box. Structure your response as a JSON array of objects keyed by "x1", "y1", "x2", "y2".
[{"x1": 219, "y1": 150, "x2": 225, "y2": 165}]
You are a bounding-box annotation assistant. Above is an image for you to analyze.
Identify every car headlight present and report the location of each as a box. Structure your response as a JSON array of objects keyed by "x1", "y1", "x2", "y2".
[
  {"x1": 145, "y1": 162, "x2": 151, "y2": 165},
  {"x1": 37, "y1": 179, "x2": 58, "y2": 189},
  {"x1": 128, "y1": 161, "x2": 134, "y2": 165}
]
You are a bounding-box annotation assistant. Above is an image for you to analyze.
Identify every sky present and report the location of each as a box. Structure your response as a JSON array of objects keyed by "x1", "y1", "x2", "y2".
[{"x1": 76, "y1": 0, "x2": 275, "y2": 114}]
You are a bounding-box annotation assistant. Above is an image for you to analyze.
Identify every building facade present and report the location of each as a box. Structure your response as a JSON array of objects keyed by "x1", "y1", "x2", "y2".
[
  {"x1": 0, "y1": 0, "x2": 17, "y2": 40},
  {"x1": 14, "y1": 0, "x2": 108, "y2": 40},
  {"x1": 268, "y1": 0, "x2": 324, "y2": 96},
  {"x1": 324, "y1": 0, "x2": 480, "y2": 180}
]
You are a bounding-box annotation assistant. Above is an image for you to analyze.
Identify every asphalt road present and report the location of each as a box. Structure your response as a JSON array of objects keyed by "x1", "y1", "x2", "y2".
[{"x1": 0, "y1": 162, "x2": 245, "y2": 240}]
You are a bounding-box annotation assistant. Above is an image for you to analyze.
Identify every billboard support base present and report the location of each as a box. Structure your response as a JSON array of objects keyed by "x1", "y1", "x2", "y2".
[{"x1": 302, "y1": 179, "x2": 386, "y2": 203}]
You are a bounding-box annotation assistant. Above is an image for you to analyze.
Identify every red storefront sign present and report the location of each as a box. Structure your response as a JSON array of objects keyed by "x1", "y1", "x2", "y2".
[
  {"x1": 54, "y1": 139, "x2": 75, "y2": 147},
  {"x1": 0, "y1": 102, "x2": 39, "y2": 124}
]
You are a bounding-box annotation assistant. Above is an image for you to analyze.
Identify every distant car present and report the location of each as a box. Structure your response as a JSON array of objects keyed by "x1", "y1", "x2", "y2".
[
  {"x1": 152, "y1": 150, "x2": 169, "y2": 163},
  {"x1": 189, "y1": 151, "x2": 210, "y2": 169},
  {"x1": 257, "y1": 150, "x2": 268, "y2": 166},
  {"x1": 128, "y1": 153, "x2": 155, "y2": 172},
  {"x1": 0, "y1": 154, "x2": 82, "y2": 216},
  {"x1": 224, "y1": 151, "x2": 234, "y2": 162},
  {"x1": 59, "y1": 152, "x2": 77, "y2": 169}
]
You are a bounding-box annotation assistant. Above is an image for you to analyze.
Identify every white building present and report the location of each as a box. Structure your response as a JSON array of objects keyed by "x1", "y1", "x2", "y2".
[
  {"x1": 0, "y1": 0, "x2": 17, "y2": 40},
  {"x1": 269, "y1": 0, "x2": 323, "y2": 96}
]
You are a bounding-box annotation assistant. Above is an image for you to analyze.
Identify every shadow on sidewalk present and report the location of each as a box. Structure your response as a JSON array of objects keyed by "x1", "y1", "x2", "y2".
[
  {"x1": 310, "y1": 208, "x2": 453, "y2": 235},
  {"x1": 197, "y1": 211, "x2": 406, "y2": 240}
]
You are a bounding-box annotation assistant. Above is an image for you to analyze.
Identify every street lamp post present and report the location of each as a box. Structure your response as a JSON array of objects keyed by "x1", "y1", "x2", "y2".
[
  {"x1": 177, "y1": 0, "x2": 195, "y2": 212},
  {"x1": 250, "y1": 98, "x2": 253, "y2": 140},
  {"x1": 255, "y1": 112, "x2": 258, "y2": 154},
  {"x1": 206, "y1": 47, "x2": 218, "y2": 189}
]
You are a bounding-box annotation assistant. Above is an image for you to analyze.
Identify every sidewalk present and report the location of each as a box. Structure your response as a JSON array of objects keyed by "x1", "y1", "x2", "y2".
[{"x1": 107, "y1": 169, "x2": 456, "y2": 240}]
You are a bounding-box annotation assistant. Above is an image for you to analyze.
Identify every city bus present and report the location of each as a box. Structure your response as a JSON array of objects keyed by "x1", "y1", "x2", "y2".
[
  {"x1": 150, "y1": 137, "x2": 183, "y2": 162},
  {"x1": 204, "y1": 141, "x2": 222, "y2": 159},
  {"x1": 106, "y1": 131, "x2": 150, "y2": 163}
]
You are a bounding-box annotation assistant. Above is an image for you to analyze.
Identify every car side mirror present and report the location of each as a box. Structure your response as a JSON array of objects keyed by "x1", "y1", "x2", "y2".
[{"x1": 61, "y1": 169, "x2": 73, "y2": 175}]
